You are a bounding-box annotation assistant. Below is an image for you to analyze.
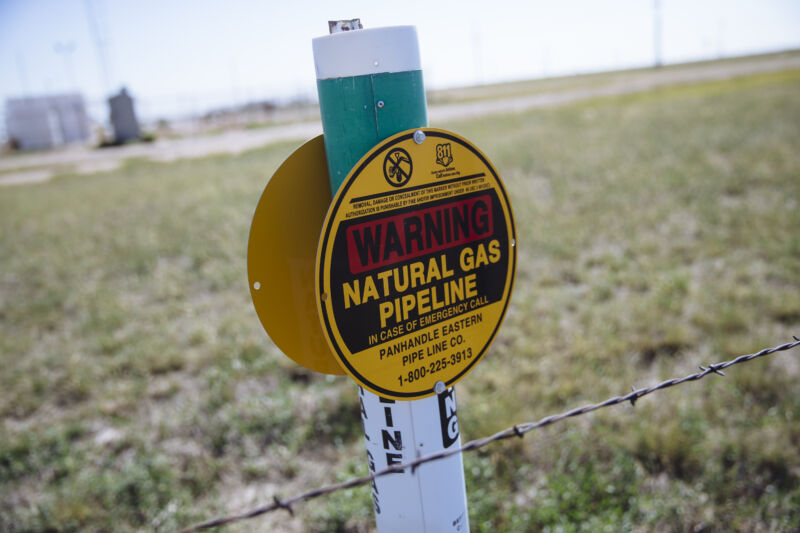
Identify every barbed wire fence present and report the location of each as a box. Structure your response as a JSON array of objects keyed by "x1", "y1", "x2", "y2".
[{"x1": 180, "y1": 336, "x2": 800, "y2": 532}]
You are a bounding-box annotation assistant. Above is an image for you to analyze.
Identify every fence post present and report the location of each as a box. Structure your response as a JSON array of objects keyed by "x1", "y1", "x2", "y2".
[{"x1": 313, "y1": 22, "x2": 470, "y2": 532}]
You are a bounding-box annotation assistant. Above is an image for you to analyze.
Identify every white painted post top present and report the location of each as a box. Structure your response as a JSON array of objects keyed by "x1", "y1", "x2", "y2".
[{"x1": 313, "y1": 25, "x2": 421, "y2": 80}]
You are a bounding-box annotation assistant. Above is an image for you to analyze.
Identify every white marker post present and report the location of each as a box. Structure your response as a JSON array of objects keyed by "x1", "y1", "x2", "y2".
[
  {"x1": 313, "y1": 23, "x2": 470, "y2": 532},
  {"x1": 358, "y1": 386, "x2": 468, "y2": 532}
]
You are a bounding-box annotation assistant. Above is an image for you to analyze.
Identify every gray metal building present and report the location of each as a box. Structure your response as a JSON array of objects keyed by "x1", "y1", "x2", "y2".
[{"x1": 5, "y1": 93, "x2": 91, "y2": 150}]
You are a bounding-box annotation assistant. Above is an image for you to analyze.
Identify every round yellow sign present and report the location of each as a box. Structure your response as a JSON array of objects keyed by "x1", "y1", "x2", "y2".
[
  {"x1": 248, "y1": 135, "x2": 344, "y2": 375},
  {"x1": 316, "y1": 128, "x2": 516, "y2": 399}
]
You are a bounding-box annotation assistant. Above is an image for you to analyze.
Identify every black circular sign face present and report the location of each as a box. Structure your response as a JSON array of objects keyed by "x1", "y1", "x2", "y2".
[{"x1": 383, "y1": 148, "x2": 413, "y2": 187}]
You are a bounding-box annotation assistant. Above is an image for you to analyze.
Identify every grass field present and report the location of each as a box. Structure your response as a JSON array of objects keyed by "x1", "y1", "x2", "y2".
[
  {"x1": 1, "y1": 66, "x2": 799, "y2": 532},
  {"x1": 427, "y1": 50, "x2": 800, "y2": 105}
]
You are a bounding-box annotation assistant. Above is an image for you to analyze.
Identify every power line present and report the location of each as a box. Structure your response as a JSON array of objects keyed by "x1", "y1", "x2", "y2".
[
  {"x1": 180, "y1": 336, "x2": 800, "y2": 532},
  {"x1": 653, "y1": 0, "x2": 663, "y2": 67}
]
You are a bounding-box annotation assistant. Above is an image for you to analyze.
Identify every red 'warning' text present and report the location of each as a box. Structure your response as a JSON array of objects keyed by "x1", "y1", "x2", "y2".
[{"x1": 346, "y1": 194, "x2": 493, "y2": 275}]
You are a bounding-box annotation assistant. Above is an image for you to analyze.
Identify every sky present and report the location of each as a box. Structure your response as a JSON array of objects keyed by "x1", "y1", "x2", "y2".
[{"x1": 1, "y1": 0, "x2": 799, "y2": 123}]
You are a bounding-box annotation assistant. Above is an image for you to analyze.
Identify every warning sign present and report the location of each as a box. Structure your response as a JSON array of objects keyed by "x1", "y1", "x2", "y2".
[{"x1": 316, "y1": 128, "x2": 516, "y2": 400}]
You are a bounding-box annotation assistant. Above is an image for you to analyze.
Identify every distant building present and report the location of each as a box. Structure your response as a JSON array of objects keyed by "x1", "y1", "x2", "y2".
[
  {"x1": 5, "y1": 93, "x2": 90, "y2": 150},
  {"x1": 108, "y1": 88, "x2": 140, "y2": 143}
]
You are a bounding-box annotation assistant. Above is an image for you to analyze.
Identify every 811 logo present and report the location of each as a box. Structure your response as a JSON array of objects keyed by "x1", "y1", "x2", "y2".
[{"x1": 436, "y1": 142, "x2": 453, "y2": 167}]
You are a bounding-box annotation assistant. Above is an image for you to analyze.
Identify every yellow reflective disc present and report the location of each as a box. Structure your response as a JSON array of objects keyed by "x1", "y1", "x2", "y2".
[
  {"x1": 248, "y1": 135, "x2": 345, "y2": 375},
  {"x1": 316, "y1": 128, "x2": 516, "y2": 399}
]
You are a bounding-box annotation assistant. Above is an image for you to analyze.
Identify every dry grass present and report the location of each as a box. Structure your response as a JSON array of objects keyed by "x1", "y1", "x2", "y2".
[{"x1": 1, "y1": 66, "x2": 799, "y2": 532}]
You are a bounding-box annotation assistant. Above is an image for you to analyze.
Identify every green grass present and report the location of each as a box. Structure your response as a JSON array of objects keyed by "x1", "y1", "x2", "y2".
[
  {"x1": 1, "y1": 65, "x2": 799, "y2": 532},
  {"x1": 428, "y1": 49, "x2": 800, "y2": 105}
]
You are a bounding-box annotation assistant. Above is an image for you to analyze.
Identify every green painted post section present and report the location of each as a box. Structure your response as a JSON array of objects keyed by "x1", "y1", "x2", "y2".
[{"x1": 317, "y1": 69, "x2": 427, "y2": 190}]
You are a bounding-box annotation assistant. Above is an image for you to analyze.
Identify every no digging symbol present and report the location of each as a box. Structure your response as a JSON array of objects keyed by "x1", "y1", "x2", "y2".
[{"x1": 383, "y1": 148, "x2": 413, "y2": 187}]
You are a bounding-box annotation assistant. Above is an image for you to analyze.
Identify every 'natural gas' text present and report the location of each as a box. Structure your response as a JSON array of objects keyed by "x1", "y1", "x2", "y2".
[{"x1": 341, "y1": 239, "x2": 502, "y2": 329}]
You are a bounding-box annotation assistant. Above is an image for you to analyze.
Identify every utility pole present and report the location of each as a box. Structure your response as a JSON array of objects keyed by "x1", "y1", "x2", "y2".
[
  {"x1": 15, "y1": 51, "x2": 31, "y2": 96},
  {"x1": 54, "y1": 41, "x2": 77, "y2": 91},
  {"x1": 653, "y1": 0, "x2": 663, "y2": 68},
  {"x1": 472, "y1": 24, "x2": 484, "y2": 85},
  {"x1": 84, "y1": 0, "x2": 112, "y2": 93}
]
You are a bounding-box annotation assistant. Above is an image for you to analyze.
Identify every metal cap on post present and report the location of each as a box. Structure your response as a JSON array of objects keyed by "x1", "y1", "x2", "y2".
[
  {"x1": 313, "y1": 22, "x2": 470, "y2": 533},
  {"x1": 328, "y1": 18, "x2": 362, "y2": 34}
]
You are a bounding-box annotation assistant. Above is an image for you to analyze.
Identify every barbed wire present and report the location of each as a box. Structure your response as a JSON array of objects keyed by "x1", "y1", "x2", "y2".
[{"x1": 180, "y1": 336, "x2": 800, "y2": 532}]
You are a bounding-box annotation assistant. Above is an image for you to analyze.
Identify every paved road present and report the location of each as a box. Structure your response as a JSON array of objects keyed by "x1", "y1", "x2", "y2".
[{"x1": 2, "y1": 53, "x2": 798, "y2": 187}]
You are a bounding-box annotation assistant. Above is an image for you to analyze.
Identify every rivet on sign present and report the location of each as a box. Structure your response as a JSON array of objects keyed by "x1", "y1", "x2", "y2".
[
  {"x1": 376, "y1": 100, "x2": 385, "y2": 108},
  {"x1": 321, "y1": 292, "x2": 328, "y2": 301},
  {"x1": 373, "y1": 60, "x2": 379, "y2": 67},
  {"x1": 511, "y1": 239, "x2": 516, "y2": 247},
  {"x1": 413, "y1": 130, "x2": 426, "y2": 144},
  {"x1": 434, "y1": 381, "x2": 446, "y2": 394},
  {"x1": 253, "y1": 281, "x2": 261, "y2": 290}
]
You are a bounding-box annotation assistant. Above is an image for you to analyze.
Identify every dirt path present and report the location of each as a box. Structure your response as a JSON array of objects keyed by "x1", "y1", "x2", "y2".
[
  {"x1": 429, "y1": 52, "x2": 800, "y2": 121},
  {"x1": 0, "y1": 121, "x2": 323, "y2": 186},
  {"x1": 2, "y1": 52, "x2": 798, "y2": 187}
]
